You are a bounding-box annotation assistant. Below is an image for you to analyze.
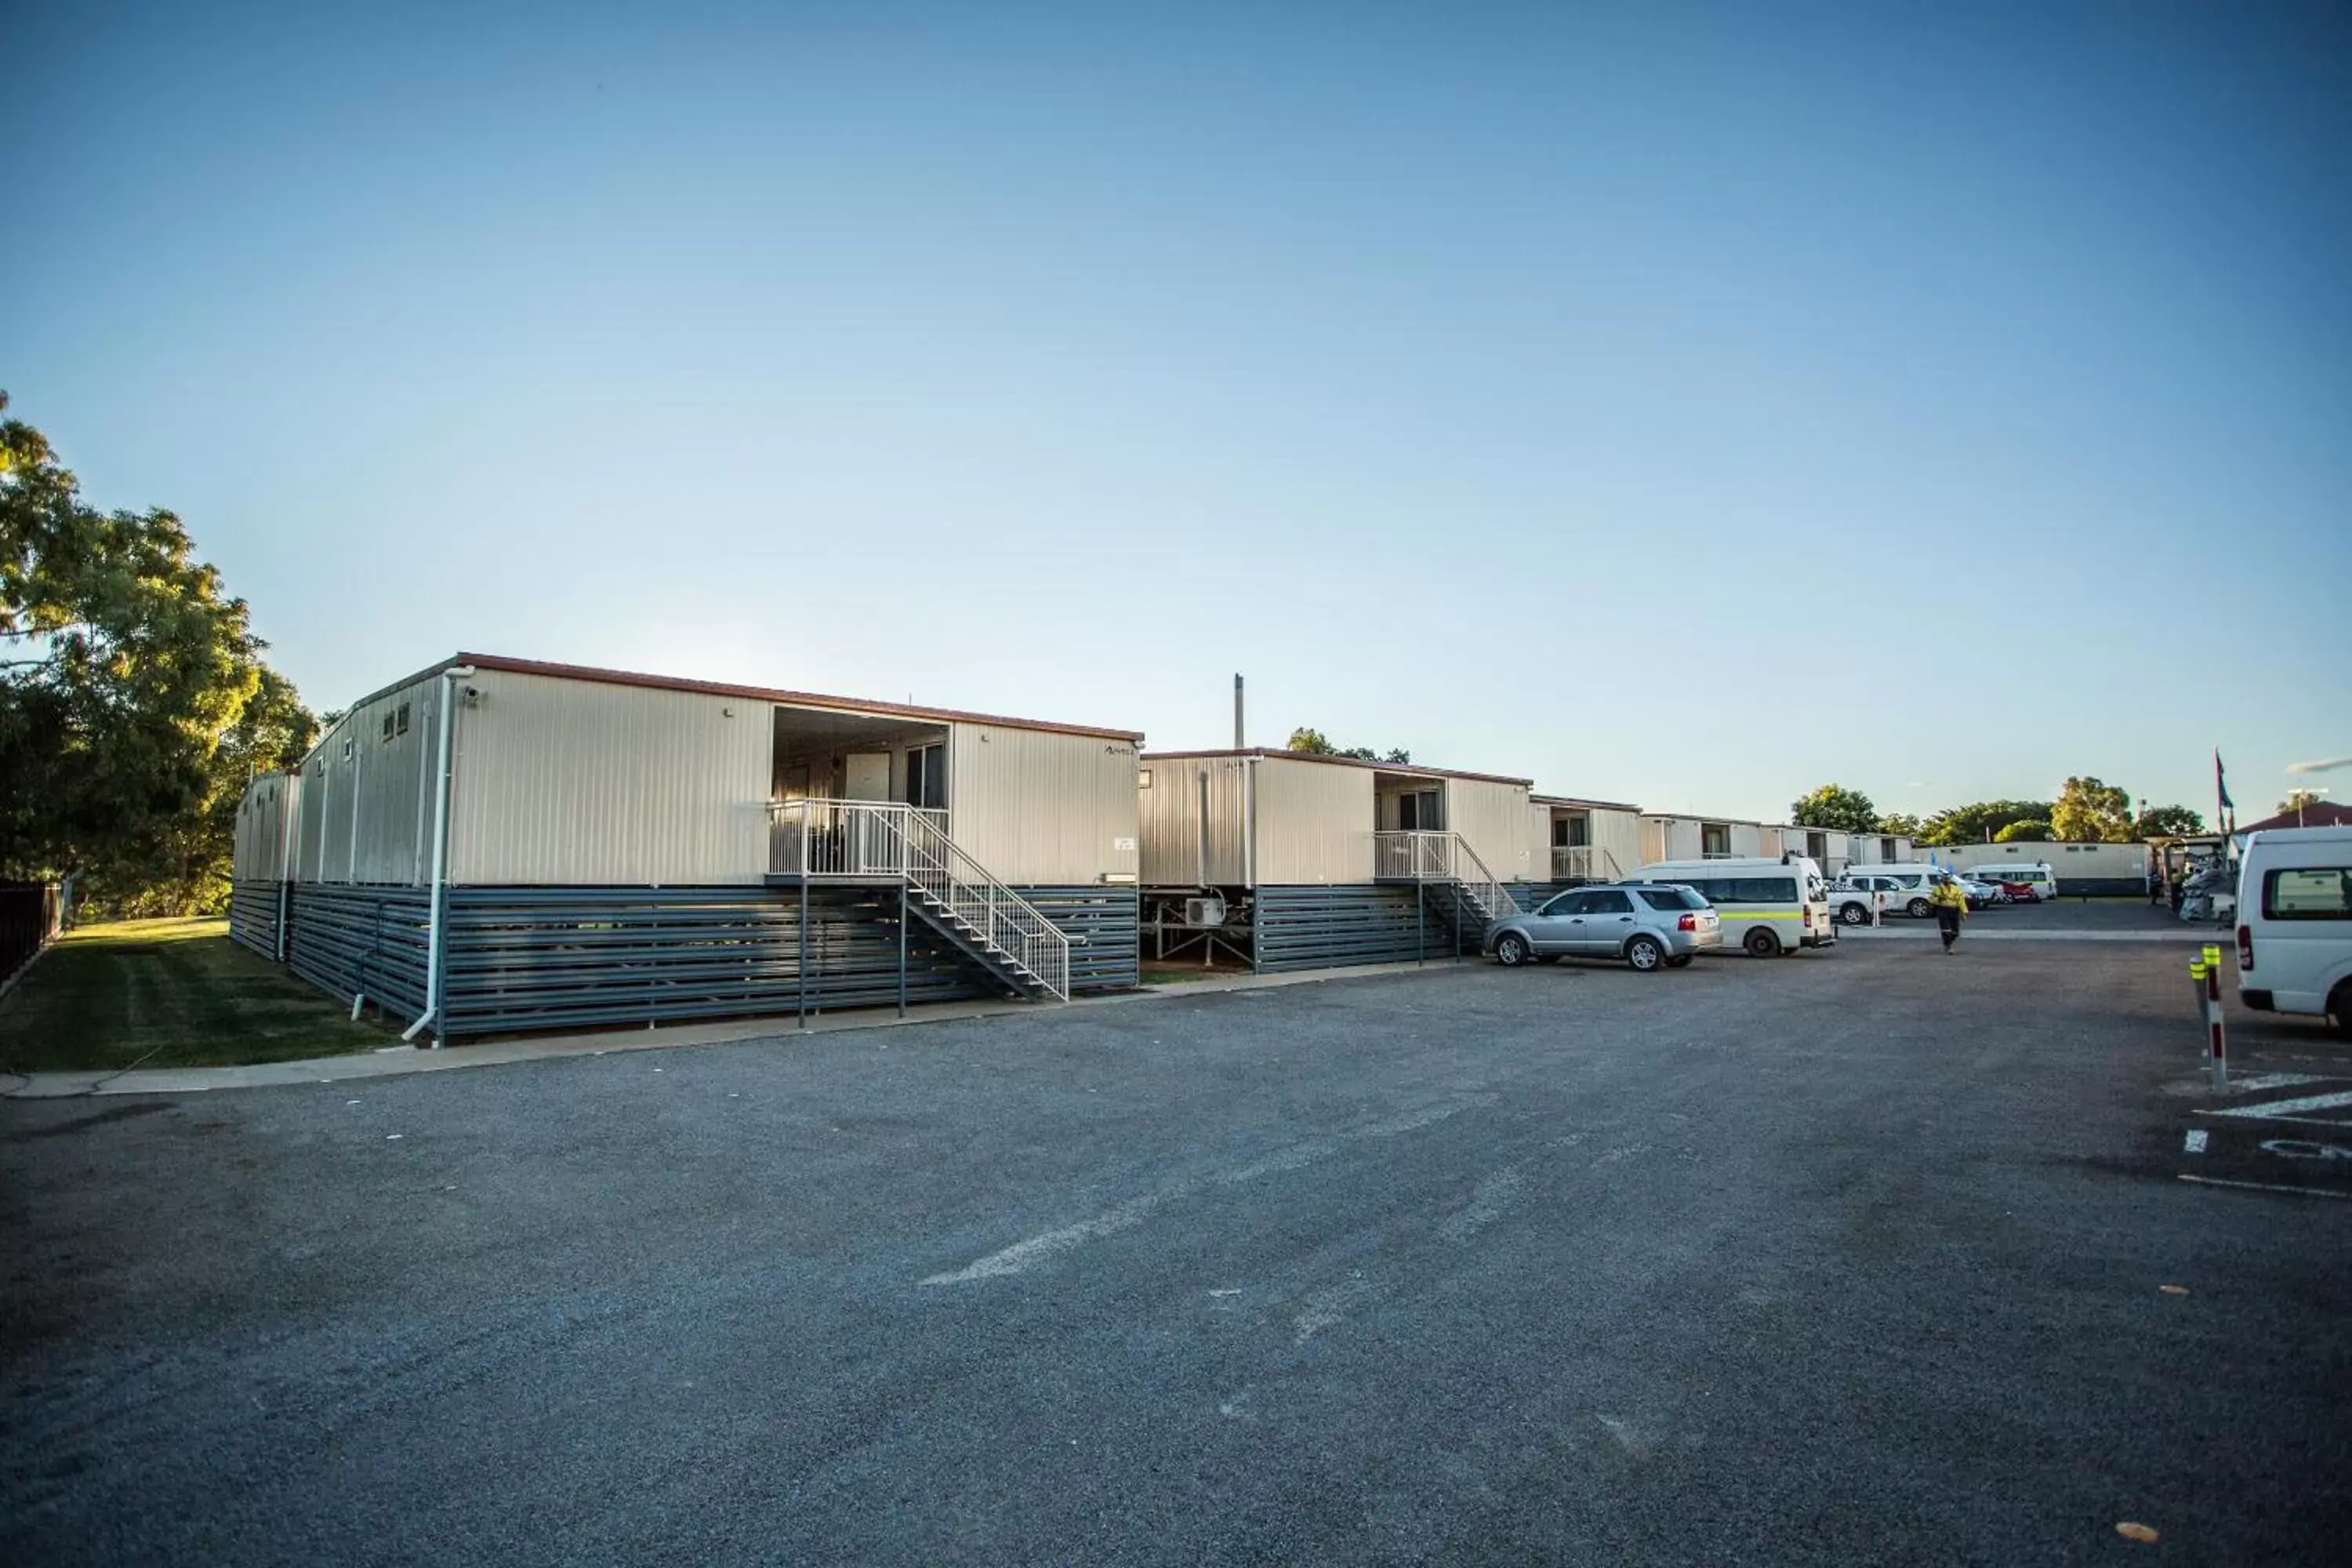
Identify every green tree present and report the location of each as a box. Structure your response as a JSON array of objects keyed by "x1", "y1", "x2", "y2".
[
  {"x1": 2050, "y1": 775, "x2": 2133, "y2": 842},
  {"x1": 1994, "y1": 819, "x2": 2053, "y2": 843},
  {"x1": 2279, "y1": 788, "x2": 2325, "y2": 816},
  {"x1": 1876, "y1": 811, "x2": 1925, "y2": 838},
  {"x1": 2132, "y1": 804, "x2": 2203, "y2": 839},
  {"x1": 1917, "y1": 800, "x2": 2053, "y2": 846},
  {"x1": 1, "y1": 394, "x2": 310, "y2": 913},
  {"x1": 1287, "y1": 727, "x2": 1409, "y2": 764},
  {"x1": 1790, "y1": 783, "x2": 1881, "y2": 833}
]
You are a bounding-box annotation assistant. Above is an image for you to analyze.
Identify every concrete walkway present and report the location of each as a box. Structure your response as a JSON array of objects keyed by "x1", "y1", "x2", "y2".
[
  {"x1": 0, "y1": 956, "x2": 1479, "y2": 1099},
  {"x1": 1836, "y1": 925, "x2": 2225, "y2": 942}
]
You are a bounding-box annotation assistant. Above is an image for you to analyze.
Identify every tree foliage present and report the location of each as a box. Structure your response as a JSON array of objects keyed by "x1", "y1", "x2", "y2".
[
  {"x1": 1917, "y1": 799, "x2": 2053, "y2": 847},
  {"x1": 1287, "y1": 726, "x2": 1410, "y2": 764},
  {"x1": 1, "y1": 394, "x2": 314, "y2": 913},
  {"x1": 1789, "y1": 783, "x2": 1881, "y2": 833},
  {"x1": 1875, "y1": 811, "x2": 1925, "y2": 838},
  {"x1": 2050, "y1": 775, "x2": 2134, "y2": 843},
  {"x1": 2279, "y1": 788, "x2": 2325, "y2": 816},
  {"x1": 2132, "y1": 804, "x2": 2204, "y2": 839},
  {"x1": 1994, "y1": 819, "x2": 2053, "y2": 843}
]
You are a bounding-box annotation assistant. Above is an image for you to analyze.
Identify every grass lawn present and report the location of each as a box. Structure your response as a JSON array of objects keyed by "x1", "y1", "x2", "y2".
[{"x1": 0, "y1": 918, "x2": 397, "y2": 1074}]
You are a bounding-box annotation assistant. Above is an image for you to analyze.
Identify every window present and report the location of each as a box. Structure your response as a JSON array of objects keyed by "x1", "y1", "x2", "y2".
[
  {"x1": 1730, "y1": 877, "x2": 1798, "y2": 902},
  {"x1": 1552, "y1": 812, "x2": 1590, "y2": 848},
  {"x1": 1584, "y1": 890, "x2": 1635, "y2": 913},
  {"x1": 1639, "y1": 887, "x2": 1704, "y2": 912},
  {"x1": 1541, "y1": 891, "x2": 1590, "y2": 916},
  {"x1": 1138, "y1": 769, "x2": 1152, "y2": 789},
  {"x1": 341, "y1": 738, "x2": 353, "y2": 761},
  {"x1": 381, "y1": 712, "x2": 396, "y2": 741},
  {"x1": 1701, "y1": 823, "x2": 1731, "y2": 857},
  {"x1": 397, "y1": 702, "x2": 411, "y2": 737},
  {"x1": 2263, "y1": 869, "x2": 2352, "y2": 920},
  {"x1": 1690, "y1": 879, "x2": 1730, "y2": 903},
  {"x1": 906, "y1": 743, "x2": 946, "y2": 810}
]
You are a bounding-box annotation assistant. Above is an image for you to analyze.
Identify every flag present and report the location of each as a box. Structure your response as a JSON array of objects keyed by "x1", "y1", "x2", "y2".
[{"x1": 2215, "y1": 750, "x2": 2233, "y2": 814}]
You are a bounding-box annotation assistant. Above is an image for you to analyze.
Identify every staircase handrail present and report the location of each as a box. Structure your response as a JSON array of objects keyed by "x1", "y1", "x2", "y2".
[{"x1": 766, "y1": 800, "x2": 1070, "y2": 1001}]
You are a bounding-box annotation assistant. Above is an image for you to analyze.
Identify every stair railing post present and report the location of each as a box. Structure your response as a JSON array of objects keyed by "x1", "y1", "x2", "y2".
[{"x1": 898, "y1": 878, "x2": 908, "y2": 1018}]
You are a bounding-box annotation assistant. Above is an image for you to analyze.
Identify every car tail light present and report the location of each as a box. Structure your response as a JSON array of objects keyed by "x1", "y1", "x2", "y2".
[
  {"x1": 1677, "y1": 914, "x2": 1697, "y2": 931},
  {"x1": 2238, "y1": 924, "x2": 2253, "y2": 971}
]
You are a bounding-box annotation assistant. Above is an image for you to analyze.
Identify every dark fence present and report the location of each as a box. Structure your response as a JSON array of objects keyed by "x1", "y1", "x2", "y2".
[
  {"x1": 1, "y1": 882, "x2": 63, "y2": 982},
  {"x1": 1251, "y1": 884, "x2": 1469, "y2": 974},
  {"x1": 252, "y1": 882, "x2": 1139, "y2": 1040}
]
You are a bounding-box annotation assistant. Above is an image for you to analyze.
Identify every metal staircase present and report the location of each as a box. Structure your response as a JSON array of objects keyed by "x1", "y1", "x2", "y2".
[
  {"x1": 768, "y1": 800, "x2": 1071, "y2": 1002},
  {"x1": 1374, "y1": 830, "x2": 1524, "y2": 945}
]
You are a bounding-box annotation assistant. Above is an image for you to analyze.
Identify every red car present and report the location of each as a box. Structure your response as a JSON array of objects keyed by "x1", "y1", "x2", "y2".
[{"x1": 1978, "y1": 875, "x2": 2036, "y2": 904}]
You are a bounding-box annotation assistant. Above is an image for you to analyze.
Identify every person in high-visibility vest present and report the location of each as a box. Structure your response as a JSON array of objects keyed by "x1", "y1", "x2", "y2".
[{"x1": 1929, "y1": 874, "x2": 1969, "y2": 953}]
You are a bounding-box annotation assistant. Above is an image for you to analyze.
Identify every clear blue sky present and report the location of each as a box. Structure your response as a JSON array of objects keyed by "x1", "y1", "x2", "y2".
[{"x1": 8, "y1": 1, "x2": 2347, "y2": 825}]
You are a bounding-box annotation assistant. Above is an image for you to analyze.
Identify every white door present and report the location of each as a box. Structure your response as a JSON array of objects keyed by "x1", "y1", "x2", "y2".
[{"x1": 845, "y1": 752, "x2": 891, "y2": 801}]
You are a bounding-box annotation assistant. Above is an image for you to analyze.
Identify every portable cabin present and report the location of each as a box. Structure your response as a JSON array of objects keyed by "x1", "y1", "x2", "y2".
[
  {"x1": 228, "y1": 768, "x2": 303, "y2": 960},
  {"x1": 1526, "y1": 794, "x2": 1643, "y2": 888},
  {"x1": 230, "y1": 654, "x2": 1142, "y2": 1041},
  {"x1": 1137, "y1": 750, "x2": 1533, "y2": 972},
  {"x1": 1843, "y1": 832, "x2": 1916, "y2": 868},
  {"x1": 1639, "y1": 813, "x2": 1772, "y2": 865},
  {"x1": 1919, "y1": 839, "x2": 2151, "y2": 895},
  {"x1": 1760, "y1": 825, "x2": 1853, "y2": 876}
]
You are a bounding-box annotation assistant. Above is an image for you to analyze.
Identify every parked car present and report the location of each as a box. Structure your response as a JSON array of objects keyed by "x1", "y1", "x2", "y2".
[
  {"x1": 1827, "y1": 880, "x2": 1883, "y2": 927},
  {"x1": 2235, "y1": 827, "x2": 2352, "y2": 1036},
  {"x1": 1487, "y1": 884, "x2": 1723, "y2": 972},
  {"x1": 1971, "y1": 873, "x2": 2034, "y2": 904},
  {"x1": 1959, "y1": 861, "x2": 2056, "y2": 902},
  {"x1": 1842, "y1": 867, "x2": 1940, "y2": 919},
  {"x1": 1954, "y1": 875, "x2": 2005, "y2": 909}
]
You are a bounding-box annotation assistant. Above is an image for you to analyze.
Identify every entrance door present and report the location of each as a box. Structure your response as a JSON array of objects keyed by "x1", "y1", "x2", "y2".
[
  {"x1": 1398, "y1": 789, "x2": 1443, "y2": 832},
  {"x1": 845, "y1": 752, "x2": 891, "y2": 801}
]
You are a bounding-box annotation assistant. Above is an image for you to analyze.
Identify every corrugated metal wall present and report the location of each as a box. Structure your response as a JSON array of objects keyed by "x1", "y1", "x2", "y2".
[
  {"x1": 227, "y1": 880, "x2": 283, "y2": 957},
  {"x1": 1251, "y1": 756, "x2": 1375, "y2": 885},
  {"x1": 1138, "y1": 756, "x2": 1252, "y2": 887},
  {"x1": 1445, "y1": 778, "x2": 1534, "y2": 883},
  {"x1": 1252, "y1": 884, "x2": 1471, "y2": 973},
  {"x1": 267, "y1": 884, "x2": 1138, "y2": 1038},
  {"x1": 292, "y1": 674, "x2": 441, "y2": 885},
  {"x1": 448, "y1": 670, "x2": 771, "y2": 886},
  {"x1": 946, "y1": 724, "x2": 1140, "y2": 887},
  {"x1": 232, "y1": 772, "x2": 301, "y2": 883},
  {"x1": 1640, "y1": 816, "x2": 1768, "y2": 864},
  {"x1": 1592, "y1": 808, "x2": 1642, "y2": 879}
]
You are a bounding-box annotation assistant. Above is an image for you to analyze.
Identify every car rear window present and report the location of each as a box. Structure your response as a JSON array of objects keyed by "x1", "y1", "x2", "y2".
[
  {"x1": 1638, "y1": 887, "x2": 1704, "y2": 911},
  {"x1": 2263, "y1": 867, "x2": 2352, "y2": 920}
]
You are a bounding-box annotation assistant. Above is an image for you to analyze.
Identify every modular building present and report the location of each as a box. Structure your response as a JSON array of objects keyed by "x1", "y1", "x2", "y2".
[
  {"x1": 1137, "y1": 750, "x2": 1534, "y2": 972},
  {"x1": 1639, "y1": 813, "x2": 1772, "y2": 866},
  {"x1": 1920, "y1": 839, "x2": 2151, "y2": 895},
  {"x1": 1754, "y1": 826, "x2": 1915, "y2": 876},
  {"x1": 1526, "y1": 794, "x2": 1644, "y2": 887},
  {"x1": 229, "y1": 654, "x2": 1142, "y2": 1041}
]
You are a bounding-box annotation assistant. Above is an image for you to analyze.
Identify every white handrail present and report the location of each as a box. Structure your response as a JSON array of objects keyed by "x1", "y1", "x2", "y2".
[
  {"x1": 1551, "y1": 845, "x2": 1625, "y2": 882},
  {"x1": 768, "y1": 800, "x2": 1070, "y2": 1001},
  {"x1": 1374, "y1": 830, "x2": 1523, "y2": 924}
]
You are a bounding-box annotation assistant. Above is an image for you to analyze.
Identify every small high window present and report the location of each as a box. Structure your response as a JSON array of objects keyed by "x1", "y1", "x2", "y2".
[{"x1": 397, "y1": 702, "x2": 412, "y2": 736}]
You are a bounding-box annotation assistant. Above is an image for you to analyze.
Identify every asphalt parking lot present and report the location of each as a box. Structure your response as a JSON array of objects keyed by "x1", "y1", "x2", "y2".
[{"x1": 5, "y1": 934, "x2": 2348, "y2": 1565}]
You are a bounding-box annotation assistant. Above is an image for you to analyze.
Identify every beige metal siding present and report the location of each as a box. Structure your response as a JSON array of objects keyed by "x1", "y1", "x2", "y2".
[
  {"x1": 448, "y1": 670, "x2": 771, "y2": 886},
  {"x1": 1446, "y1": 778, "x2": 1534, "y2": 883},
  {"x1": 1138, "y1": 757, "x2": 1251, "y2": 886},
  {"x1": 1250, "y1": 755, "x2": 1374, "y2": 884},
  {"x1": 1590, "y1": 808, "x2": 1641, "y2": 880},
  {"x1": 946, "y1": 724, "x2": 1140, "y2": 886},
  {"x1": 289, "y1": 675, "x2": 441, "y2": 884},
  {"x1": 232, "y1": 772, "x2": 300, "y2": 882}
]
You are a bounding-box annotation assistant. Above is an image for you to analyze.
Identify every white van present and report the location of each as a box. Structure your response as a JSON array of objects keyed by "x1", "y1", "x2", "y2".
[
  {"x1": 1639, "y1": 857, "x2": 1833, "y2": 957},
  {"x1": 1960, "y1": 860, "x2": 2058, "y2": 902},
  {"x1": 2235, "y1": 827, "x2": 2352, "y2": 1035},
  {"x1": 1840, "y1": 865, "x2": 1949, "y2": 920}
]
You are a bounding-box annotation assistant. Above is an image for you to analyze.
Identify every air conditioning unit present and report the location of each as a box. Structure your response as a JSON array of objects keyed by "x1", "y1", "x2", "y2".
[{"x1": 1184, "y1": 895, "x2": 1227, "y2": 927}]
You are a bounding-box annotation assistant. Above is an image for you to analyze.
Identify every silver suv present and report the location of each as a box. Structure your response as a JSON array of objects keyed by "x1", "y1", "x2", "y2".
[{"x1": 1486, "y1": 884, "x2": 1725, "y2": 972}]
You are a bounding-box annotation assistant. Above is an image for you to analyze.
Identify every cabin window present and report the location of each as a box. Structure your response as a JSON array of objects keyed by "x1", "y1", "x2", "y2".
[
  {"x1": 1701, "y1": 823, "x2": 1731, "y2": 857},
  {"x1": 381, "y1": 713, "x2": 396, "y2": 741},
  {"x1": 906, "y1": 743, "x2": 946, "y2": 811},
  {"x1": 397, "y1": 702, "x2": 412, "y2": 736}
]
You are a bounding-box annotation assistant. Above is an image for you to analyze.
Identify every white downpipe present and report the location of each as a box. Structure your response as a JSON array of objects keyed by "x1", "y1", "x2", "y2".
[{"x1": 402, "y1": 666, "x2": 471, "y2": 1044}]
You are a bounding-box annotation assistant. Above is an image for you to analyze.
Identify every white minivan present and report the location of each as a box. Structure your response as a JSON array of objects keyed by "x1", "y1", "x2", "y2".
[
  {"x1": 2236, "y1": 827, "x2": 2352, "y2": 1036},
  {"x1": 1639, "y1": 856, "x2": 1834, "y2": 957}
]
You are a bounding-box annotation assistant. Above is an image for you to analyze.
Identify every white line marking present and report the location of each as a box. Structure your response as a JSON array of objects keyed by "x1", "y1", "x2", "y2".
[
  {"x1": 2231, "y1": 1073, "x2": 2327, "y2": 1092},
  {"x1": 1439, "y1": 1167, "x2": 1524, "y2": 1243},
  {"x1": 2208, "y1": 1090, "x2": 2352, "y2": 1121},
  {"x1": 920, "y1": 1195, "x2": 1163, "y2": 1285},
  {"x1": 2183, "y1": 1130, "x2": 2209, "y2": 1153},
  {"x1": 2177, "y1": 1174, "x2": 2352, "y2": 1200}
]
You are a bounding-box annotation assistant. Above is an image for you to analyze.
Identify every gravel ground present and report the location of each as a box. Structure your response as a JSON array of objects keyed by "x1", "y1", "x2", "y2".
[{"x1": 4, "y1": 940, "x2": 2347, "y2": 1565}]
